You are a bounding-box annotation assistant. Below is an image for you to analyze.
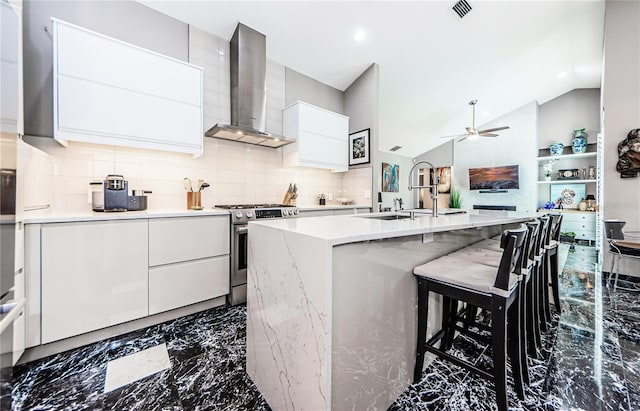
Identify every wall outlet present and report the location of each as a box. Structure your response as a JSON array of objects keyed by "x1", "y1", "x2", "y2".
[
  {"x1": 364, "y1": 190, "x2": 371, "y2": 199},
  {"x1": 327, "y1": 192, "x2": 333, "y2": 200}
]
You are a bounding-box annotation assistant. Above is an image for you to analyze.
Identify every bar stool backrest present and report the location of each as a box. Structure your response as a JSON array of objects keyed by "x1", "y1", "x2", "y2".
[
  {"x1": 494, "y1": 224, "x2": 528, "y2": 292},
  {"x1": 535, "y1": 216, "x2": 550, "y2": 257},
  {"x1": 547, "y1": 213, "x2": 563, "y2": 243},
  {"x1": 604, "y1": 220, "x2": 626, "y2": 240},
  {"x1": 524, "y1": 220, "x2": 540, "y2": 267}
]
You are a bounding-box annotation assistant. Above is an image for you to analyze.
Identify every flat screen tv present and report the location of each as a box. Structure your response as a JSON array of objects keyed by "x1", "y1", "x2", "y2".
[{"x1": 469, "y1": 165, "x2": 519, "y2": 190}]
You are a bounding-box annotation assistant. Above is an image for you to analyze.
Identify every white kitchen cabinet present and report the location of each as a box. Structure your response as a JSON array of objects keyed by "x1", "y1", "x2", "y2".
[
  {"x1": 283, "y1": 101, "x2": 349, "y2": 172},
  {"x1": 149, "y1": 256, "x2": 229, "y2": 315},
  {"x1": 149, "y1": 216, "x2": 230, "y2": 315},
  {"x1": 149, "y1": 216, "x2": 229, "y2": 266},
  {"x1": 299, "y1": 207, "x2": 371, "y2": 218},
  {"x1": 561, "y1": 211, "x2": 596, "y2": 243},
  {"x1": 41, "y1": 220, "x2": 149, "y2": 344},
  {"x1": 53, "y1": 19, "x2": 203, "y2": 155},
  {"x1": 18, "y1": 141, "x2": 52, "y2": 211}
]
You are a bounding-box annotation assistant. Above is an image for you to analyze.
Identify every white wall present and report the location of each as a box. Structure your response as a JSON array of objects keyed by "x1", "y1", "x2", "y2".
[
  {"x1": 602, "y1": 0, "x2": 640, "y2": 276},
  {"x1": 23, "y1": 136, "x2": 372, "y2": 212},
  {"x1": 452, "y1": 101, "x2": 538, "y2": 212}
]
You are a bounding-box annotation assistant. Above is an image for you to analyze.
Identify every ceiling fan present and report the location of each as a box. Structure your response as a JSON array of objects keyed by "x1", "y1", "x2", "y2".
[{"x1": 440, "y1": 99, "x2": 510, "y2": 142}]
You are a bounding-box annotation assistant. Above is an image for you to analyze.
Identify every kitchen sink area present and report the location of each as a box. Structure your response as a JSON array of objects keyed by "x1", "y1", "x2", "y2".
[{"x1": 355, "y1": 209, "x2": 467, "y2": 220}]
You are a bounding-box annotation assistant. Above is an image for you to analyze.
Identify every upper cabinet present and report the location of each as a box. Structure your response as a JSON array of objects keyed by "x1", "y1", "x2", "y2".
[
  {"x1": 283, "y1": 101, "x2": 349, "y2": 172},
  {"x1": 52, "y1": 19, "x2": 203, "y2": 156},
  {"x1": 1, "y1": 0, "x2": 23, "y2": 135}
]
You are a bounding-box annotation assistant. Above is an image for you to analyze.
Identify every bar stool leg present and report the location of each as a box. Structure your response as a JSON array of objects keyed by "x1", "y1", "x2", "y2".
[
  {"x1": 549, "y1": 250, "x2": 561, "y2": 312},
  {"x1": 508, "y1": 296, "x2": 526, "y2": 398},
  {"x1": 414, "y1": 279, "x2": 429, "y2": 383},
  {"x1": 441, "y1": 296, "x2": 453, "y2": 350},
  {"x1": 537, "y1": 262, "x2": 549, "y2": 332},
  {"x1": 526, "y1": 276, "x2": 541, "y2": 358},
  {"x1": 517, "y1": 284, "x2": 530, "y2": 386},
  {"x1": 543, "y1": 254, "x2": 553, "y2": 322},
  {"x1": 492, "y1": 301, "x2": 509, "y2": 411}
]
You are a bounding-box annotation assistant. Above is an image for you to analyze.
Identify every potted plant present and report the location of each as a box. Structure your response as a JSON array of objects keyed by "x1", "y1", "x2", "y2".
[
  {"x1": 449, "y1": 186, "x2": 461, "y2": 209},
  {"x1": 559, "y1": 231, "x2": 576, "y2": 243},
  {"x1": 317, "y1": 193, "x2": 326, "y2": 206}
]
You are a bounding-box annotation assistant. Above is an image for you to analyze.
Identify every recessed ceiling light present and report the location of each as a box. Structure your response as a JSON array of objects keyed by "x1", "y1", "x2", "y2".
[
  {"x1": 354, "y1": 30, "x2": 366, "y2": 42},
  {"x1": 557, "y1": 71, "x2": 568, "y2": 79}
]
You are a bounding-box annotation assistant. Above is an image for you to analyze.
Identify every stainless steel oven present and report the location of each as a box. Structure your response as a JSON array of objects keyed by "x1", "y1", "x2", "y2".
[{"x1": 216, "y1": 204, "x2": 299, "y2": 305}]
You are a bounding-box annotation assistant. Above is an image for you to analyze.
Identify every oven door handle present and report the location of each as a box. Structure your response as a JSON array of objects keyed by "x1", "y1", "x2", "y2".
[{"x1": 236, "y1": 226, "x2": 248, "y2": 234}]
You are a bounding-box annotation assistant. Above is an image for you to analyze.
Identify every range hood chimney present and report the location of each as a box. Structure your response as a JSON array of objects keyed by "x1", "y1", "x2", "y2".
[{"x1": 205, "y1": 23, "x2": 294, "y2": 148}]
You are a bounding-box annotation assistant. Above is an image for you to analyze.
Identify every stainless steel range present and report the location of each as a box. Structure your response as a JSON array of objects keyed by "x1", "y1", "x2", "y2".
[{"x1": 215, "y1": 204, "x2": 299, "y2": 305}]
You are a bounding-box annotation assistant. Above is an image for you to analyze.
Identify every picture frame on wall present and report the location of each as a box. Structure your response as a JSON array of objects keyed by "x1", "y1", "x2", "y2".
[
  {"x1": 349, "y1": 128, "x2": 370, "y2": 166},
  {"x1": 382, "y1": 162, "x2": 400, "y2": 192},
  {"x1": 550, "y1": 183, "x2": 586, "y2": 209}
]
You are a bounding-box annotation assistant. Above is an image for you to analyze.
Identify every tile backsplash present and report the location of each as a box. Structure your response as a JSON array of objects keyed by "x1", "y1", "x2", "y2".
[{"x1": 24, "y1": 136, "x2": 372, "y2": 212}]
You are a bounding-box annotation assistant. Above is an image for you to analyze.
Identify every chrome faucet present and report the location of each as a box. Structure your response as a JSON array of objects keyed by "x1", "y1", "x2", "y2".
[{"x1": 408, "y1": 160, "x2": 438, "y2": 219}]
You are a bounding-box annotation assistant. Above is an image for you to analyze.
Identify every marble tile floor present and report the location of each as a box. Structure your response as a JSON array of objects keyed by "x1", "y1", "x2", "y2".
[{"x1": 12, "y1": 244, "x2": 640, "y2": 410}]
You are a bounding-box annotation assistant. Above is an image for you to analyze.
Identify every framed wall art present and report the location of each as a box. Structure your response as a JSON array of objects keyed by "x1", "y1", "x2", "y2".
[
  {"x1": 349, "y1": 128, "x2": 370, "y2": 166},
  {"x1": 550, "y1": 183, "x2": 586, "y2": 209},
  {"x1": 382, "y1": 162, "x2": 399, "y2": 192}
]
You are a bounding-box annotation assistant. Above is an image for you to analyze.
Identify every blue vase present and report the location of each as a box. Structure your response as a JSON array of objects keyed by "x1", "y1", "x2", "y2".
[
  {"x1": 549, "y1": 142, "x2": 564, "y2": 156},
  {"x1": 572, "y1": 129, "x2": 587, "y2": 154}
]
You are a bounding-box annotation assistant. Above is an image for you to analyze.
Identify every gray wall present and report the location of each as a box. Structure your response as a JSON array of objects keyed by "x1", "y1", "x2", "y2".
[
  {"x1": 285, "y1": 67, "x2": 344, "y2": 114},
  {"x1": 538, "y1": 88, "x2": 601, "y2": 148},
  {"x1": 344, "y1": 64, "x2": 380, "y2": 208},
  {"x1": 603, "y1": 0, "x2": 640, "y2": 229},
  {"x1": 23, "y1": 0, "x2": 188, "y2": 137},
  {"x1": 602, "y1": 0, "x2": 640, "y2": 276}
]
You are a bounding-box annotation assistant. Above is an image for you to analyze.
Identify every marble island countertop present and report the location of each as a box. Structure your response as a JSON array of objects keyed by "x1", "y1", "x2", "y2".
[
  {"x1": 250, "y1": 210, "x2": 534, "y2": 246},
  {"x1": 23, "y1": 208, "x2": 230, "y2": 224}
]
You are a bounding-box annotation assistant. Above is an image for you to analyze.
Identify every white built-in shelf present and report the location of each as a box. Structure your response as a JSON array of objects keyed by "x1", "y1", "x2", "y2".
[
  {"x1": 537, "y1": 179, "x2": 597, "y2": 185},
  {"x1": 537, "y1": 152, "x2": 597, "y2": 161}
]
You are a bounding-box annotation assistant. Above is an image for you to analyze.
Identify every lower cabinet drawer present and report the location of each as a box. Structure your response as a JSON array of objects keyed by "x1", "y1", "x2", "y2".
[
  {"x1": 149, "y1": 255, "x2": 230, "y2": 315},
  {"x1": 572, "y1": 229, "x2": 596, "y2": 240}
]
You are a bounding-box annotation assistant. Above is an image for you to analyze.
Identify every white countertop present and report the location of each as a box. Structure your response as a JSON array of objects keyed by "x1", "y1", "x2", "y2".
[
  {"x1": 250, "y1": 210, "x2": 534, "y2": 246},
  {"x1": 297, "y1": 204, "x2": 372, "y2": 211},
  {"x1": 23, "y1": 208, "x2": 230, "y2": 224}
]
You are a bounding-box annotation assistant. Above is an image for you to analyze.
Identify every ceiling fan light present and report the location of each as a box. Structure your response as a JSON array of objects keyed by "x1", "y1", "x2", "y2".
[{"x1": 469, "y1": 132, "x2": 480, "y2": 140}]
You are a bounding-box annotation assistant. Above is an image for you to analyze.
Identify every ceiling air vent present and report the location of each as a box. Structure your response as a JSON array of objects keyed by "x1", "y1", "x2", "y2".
[
  {"x1": 389, "y1": 145, "x2": 402, "y2": 152},
  {"x1": 451, "y1": 0, "x2": 472, "y2": 19}
]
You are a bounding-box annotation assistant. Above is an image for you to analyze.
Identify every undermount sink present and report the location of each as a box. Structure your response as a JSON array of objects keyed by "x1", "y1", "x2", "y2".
[
  {"x1": 356, "y1": 213, "x2": 416, "y2": 220},
  {"x1": 360, "y1": 214, "x2": 411, "y2": 220}
]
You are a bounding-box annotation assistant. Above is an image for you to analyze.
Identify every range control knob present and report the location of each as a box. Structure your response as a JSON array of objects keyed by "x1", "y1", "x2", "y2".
[
  {"x1": 293, "y1": 209, "x2": 299, "y2": 215},
  {"x1": 283, "y1": 210, "x2": 289, "y2": 216},
  {"x1": 246, "y1": 211, "x2": 253, "y2": 218},
  {"x1": 235, "y1": 211, "x2": 243, "y2": 219}
]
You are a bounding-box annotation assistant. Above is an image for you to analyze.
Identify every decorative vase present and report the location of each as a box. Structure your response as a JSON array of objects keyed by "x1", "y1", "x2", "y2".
[
  {"x1": 549, "y1": 142, "x2": 564, "y2": 156},
  {"x1": 544, "y1": 175, "x2": 552, "y2": 181},
  {"x1": 571, "y1": 129, "x2": 588, "y2": 154},
  {"x1": 579, "y1": 199, "x2": 587, "y2": 211}
]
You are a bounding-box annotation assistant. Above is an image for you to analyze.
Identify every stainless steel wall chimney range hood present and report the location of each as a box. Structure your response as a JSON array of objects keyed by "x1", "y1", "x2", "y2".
[{"x1": 205, "y1": 23, "x2": 294, "y2": 148}]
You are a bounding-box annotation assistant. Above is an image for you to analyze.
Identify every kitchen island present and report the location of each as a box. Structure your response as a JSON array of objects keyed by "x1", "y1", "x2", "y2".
[{"x1": 246, "y1": 211, "x2": 532, "y2": 411}]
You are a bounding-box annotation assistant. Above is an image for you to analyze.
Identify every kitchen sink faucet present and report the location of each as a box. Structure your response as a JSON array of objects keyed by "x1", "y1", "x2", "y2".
[{"x1": 408, "y1": 160, "x2": 438, "y2": 219}]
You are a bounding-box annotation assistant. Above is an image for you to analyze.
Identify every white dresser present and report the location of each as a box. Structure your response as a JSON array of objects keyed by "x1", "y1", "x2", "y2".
[{"x1": 561, "y1": 211, "x2": 596, "y2": 244}]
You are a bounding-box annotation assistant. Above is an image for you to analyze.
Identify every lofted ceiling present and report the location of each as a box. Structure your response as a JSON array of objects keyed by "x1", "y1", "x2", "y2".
[{"x1": 139, "y1": 0, "x2": 605, "y2": 157}]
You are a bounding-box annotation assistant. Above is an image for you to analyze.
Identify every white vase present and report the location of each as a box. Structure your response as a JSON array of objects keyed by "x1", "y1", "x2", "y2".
[{"x1": 545, "y1": 175, "x2": 551, "y2": 181}]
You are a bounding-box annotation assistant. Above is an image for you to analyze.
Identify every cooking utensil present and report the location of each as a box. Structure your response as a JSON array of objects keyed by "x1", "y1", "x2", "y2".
[
  {"x1": 195, "y1": 179, "x2": 204, "y2": 192},
  {"x1": 199, "y1": 182, "x2": 210, "y2": 191},
  {"x1": 184, "y1": 178, "x2": 193, "y2": 192}
]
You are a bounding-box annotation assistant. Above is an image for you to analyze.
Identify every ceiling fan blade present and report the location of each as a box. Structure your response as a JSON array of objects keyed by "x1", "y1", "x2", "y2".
[
  {"x1": 479, "y1": 133, "x2": 499, "y2": 137},
  {"x1": 465, "y1": 127, "x2": 476, "y2": 134},
  {"x1": 478, "y1": 126, "x2": 510, "y2": 133}
]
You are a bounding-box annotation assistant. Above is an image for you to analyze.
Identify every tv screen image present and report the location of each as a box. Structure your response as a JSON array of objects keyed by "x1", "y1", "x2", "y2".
[{"x1": 469, "y1": 165, "x2": 520, "y2": 190}]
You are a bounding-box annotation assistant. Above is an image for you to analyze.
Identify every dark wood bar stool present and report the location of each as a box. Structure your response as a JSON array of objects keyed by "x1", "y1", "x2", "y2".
[
  {"x1": 413, "y1": 225, "x2": 528, "y2": 411},
  {"x1": 450, "y1": 221, "x2": 539, "y2": 376},
  {"x1": 534, "y1": 216, "x2": 552, "y2": 331},
  {"x1": 545, "y1": 214, "x2": 563, "y2": 310}
]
